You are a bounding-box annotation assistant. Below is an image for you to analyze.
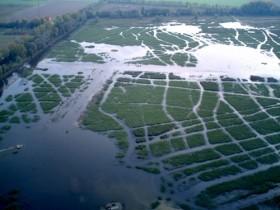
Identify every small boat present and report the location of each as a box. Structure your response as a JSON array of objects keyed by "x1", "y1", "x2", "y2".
[
  {"x1": 0, "y1": 145, "x2": 24, "y2": 155},
  {"x1": 15, "y1": 145, "x2": 24, "y2": 150},
  {"x1": 100, "y1": 202, "x2": 124, "y2": 210},
  {"x1": 13, "y1": 145, "x2": 24, "y2": 154}
]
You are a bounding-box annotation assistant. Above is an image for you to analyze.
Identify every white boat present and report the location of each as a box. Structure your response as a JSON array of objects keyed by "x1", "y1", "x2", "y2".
[
  {"x1": 0, "y1": 145, "x2": 24, "y2": 154},
  {"x1": 15, "y1": 145, "x2": 24, "y2": 150},
  {"x1": 13, "y1": 145, "x2": 24, "y2": 153},
  {"x1": 100, "y1": 202, "x2": 124, "y2": 210}
]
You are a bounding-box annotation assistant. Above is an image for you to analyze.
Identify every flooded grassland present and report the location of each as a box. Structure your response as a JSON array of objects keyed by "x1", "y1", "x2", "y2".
[{"x1": 1, "y1": 16, "x2": 280, "y2": 210}]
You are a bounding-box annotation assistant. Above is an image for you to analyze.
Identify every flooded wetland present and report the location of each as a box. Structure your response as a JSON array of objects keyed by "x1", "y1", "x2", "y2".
[{"x1": 1, "y1": 14, "x2": 280, "y2": 210}]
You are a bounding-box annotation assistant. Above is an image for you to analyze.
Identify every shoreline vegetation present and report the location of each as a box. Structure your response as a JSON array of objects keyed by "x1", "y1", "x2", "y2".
[{"x1": 0, "y1": 1, "x2": 280, "y2": 80}]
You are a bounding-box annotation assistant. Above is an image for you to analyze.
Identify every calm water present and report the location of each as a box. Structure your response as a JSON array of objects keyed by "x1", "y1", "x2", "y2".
[{"x1": 0, "y1": 67, "x2": 159, "y2": 210}]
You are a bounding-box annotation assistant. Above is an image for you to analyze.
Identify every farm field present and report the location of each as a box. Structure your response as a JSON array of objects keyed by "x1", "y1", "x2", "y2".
[
  {"x1": 0, "y1": 0, "x2": 94, "y2": 21},
  {"x1": 145, "y1": 0, "x2": 250, "y2": 7},
  {"x1": 1, "y1": 14, "x2": 280, "y2": 210},
  {"x1": 0, "y1": 0, "x2": 45, "y2": 6},
  {"x1": 0, "y1": 0, "x2": 46, "y2": 21}
]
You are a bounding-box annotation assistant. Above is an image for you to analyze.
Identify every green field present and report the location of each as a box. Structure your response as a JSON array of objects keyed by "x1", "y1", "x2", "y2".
[
  {"x1": 145, "y1": 0, "x2": 250, "y2": 7},
  {"x1": 0, "y1": 71, "x2": 87, "y2": 137},
  {"x1": 0, "y1": 0, "x2": 95, "y2": 22},
  {"x1": 0, "y1": 0, "x2": 44, "y2": 6},
  {"x1": 0, "y1": 0, "x2": 92, "y2": 6},
  {"x1": 82, "y1": 69, "x2": 280, "y2": 209}
]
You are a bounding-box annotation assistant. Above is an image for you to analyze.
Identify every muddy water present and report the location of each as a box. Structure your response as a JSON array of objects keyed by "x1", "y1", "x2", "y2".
[{"x1": 0, "y1": 65, "x2": 159, "y2": 210}]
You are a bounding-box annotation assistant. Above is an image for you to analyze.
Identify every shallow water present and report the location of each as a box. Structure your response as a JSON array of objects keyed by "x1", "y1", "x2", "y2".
[
  {"x1": 79, "y1": 41, "x2": 149, "y2": 62},
  {"x1": 0, "y1": 123, "x2": 158, "y2": 210},
  {"x1": 0, "y1": 67, "x2": 159, "y2": 210},
  {"x1": 72, "y1": 21, "x2": 280, "y2": 80},
  {"x1": 158, "y1": 22, "x2": 202, "y2": 35},
  {"x1": 193, "y1": 44, "x2": 280, "y2": 78},
  {"x1": 219, "y1": 22, "x2": 256, "y2": 30}
]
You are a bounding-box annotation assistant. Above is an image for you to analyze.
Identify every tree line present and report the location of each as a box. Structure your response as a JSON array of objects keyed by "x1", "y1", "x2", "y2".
[
  {"x1": 0, "y1": 6, "x2": 97, "y2": 80},
  {"x1": 98, "y1": 1, "x2": 280, "y2": 17}
]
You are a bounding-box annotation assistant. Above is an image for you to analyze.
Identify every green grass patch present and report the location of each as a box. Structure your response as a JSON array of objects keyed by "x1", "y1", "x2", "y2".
[
  {"x1": 185, "y1": 124, "x2": 204, "y2": 134},
  {"x1": 182, "y1": 159, "x2": 229, "y2": 177},
  {"x1": 135, "y1": 145, "x2": 148, "y2": 159},
  {"x1": 198, "y1": 92, "x2": 218, "y2": 117},
  {"x1": 82, "y1": 105, "x2": 121, "y2": 132},
  {"x1": 47, "y1": 74, "x2": 62, "y2": 86},
  {"x1": 256, "y1": 154, "x2": 279, "y2": 165},
  {"x1": 215, "y1": 143, "x2": 242, "y2": 156},
  {"x1": 135, "y1": 166, "x2": 160, "y2": 174},
  {"x1": 222, "y1": 82, "x2": 247, "y2": 94},
  {"x1": 148, "y1": 123, "x2": 175, "y2": 136},
  {"x1": 133, "y1": 128, "x2": 145, "y2": 137},
  {"x1": 103, "y1": 104, "x2": 170, "y2": 127},
  {"x1": 169, "y1": 81, "x2": 199, "y2": 89},
  {"x1": 239, "y1": 160, "x2": 258, "y2": 170},
  {"x1": 197, "y1": 166, "x2": 280, "y2": 207},
  {"x1": 249, "y1": 147, "x2": 274, "y2": 158},
  {"x1": 226, "y1": 125, "x2": 256, "y2": 140},
  {"x1": 205, "y1": 122, "x2": 220, "y2": 130},
  {"x1": 0, "y1": 110, "x2": 13, "y2": 123},
  {"x1": 163, "y1": 148, "x2": 220, "y2": 169},
  {"x1": 225, "y1": 94, "x2": 260, "y2": 114},
  {"x1": 105, "y1": 85, "x2": 164, "y2": 105},
  {"x1": 140, "y1": 72, "x2": 166, "y2": 80},
  {"x1": 198, "y1": 165, "x2": 241, "y2": 182},
  {"x1": 170, "y1": 138, "x2": 186, "y2": 151},
  {"x1": 9, "y1": 116, "x2": 20, "y2": 124},
  {"x1": 39, "y1": 101, "x2": 59, "y2": 113},
  {"x1": 167, "y1": 107, "x2": 195, "y2": 121},
  {"x1": 240, "y1": 138, "x2": 267, "y2": 151},
  {"x1": 207, "y1": 129, "x2": 232, "y2": 144},
  {"x1": 15, "y1": 93, "x2": 33, "y2": 102},
  {"x1": 244, "y1": 112, "x2": 270, "y2": 122},
  {"x1": 230, "y1": 154, "x2": 251, "y2": 163},
  {"x1": 186, "y1": 133, "x2": 205, "y2": 148},
  {"x1": 201, "y1": 81, "x2": 219, "y2": 92},
  {"x1": 150, "y1": 140, "x2": 171, "y2": 157},
  {"x1": 109, "y1": 130, "x2": 129, "y2": 151},
  {"x1": 167, "y1": 87, "x2": 199, "y2": 108},
  {"x1": 217, "y1": 116, "x2": 243, "y2": 127},
  {"x1": 265, "y1": 134, "x2": 280, "y2": 145},
  {"x1": 250, "y1": 119, "x2": 280, "y2": 135},
  {"x1": 31, "y1": 74, "x2": 44, "y2": 84}
]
